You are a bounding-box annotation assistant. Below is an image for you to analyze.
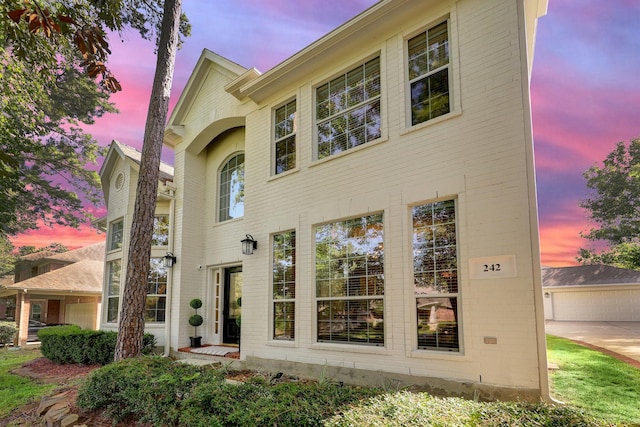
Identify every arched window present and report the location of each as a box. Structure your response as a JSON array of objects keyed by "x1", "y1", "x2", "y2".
[{"x1": 219, "y1": 153, "x2": 245, "y2": 221}]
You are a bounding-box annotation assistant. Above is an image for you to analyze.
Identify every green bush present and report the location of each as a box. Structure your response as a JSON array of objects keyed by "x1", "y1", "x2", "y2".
[
  {"x1": 0, "y1": 321, "x2": 17, "y2": 345},
  {"x1": 39, "y1": 326, "x2": 156, "y2": 365},
  {"x1": 77, "y1": 357, "x2": 222, "y2": 425},
  {"x1": 77, "y1": 357, "x2": 377, "y2": 427}
]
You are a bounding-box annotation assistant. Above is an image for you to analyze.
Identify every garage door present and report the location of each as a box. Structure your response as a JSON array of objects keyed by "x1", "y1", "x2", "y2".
[
  {"x1": 66, "y1": 303, "x2": 97, "y2": 330},
  {"x1": 552, "y1": 289, "x2": 640, "y2": 321}
]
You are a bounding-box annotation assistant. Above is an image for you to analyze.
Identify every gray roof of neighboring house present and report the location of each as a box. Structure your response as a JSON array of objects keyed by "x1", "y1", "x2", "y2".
[
  {"x1": 4, "y1": 260, "x2": 103, "y2": 293},
  {"x1": 542, "y1": 265, "x2": 640, "y2": 287},
  {"x1": 47, "y1": 242, "x2": 105, "y2": 263},
  {"x1": 3, "y1": 243, "x2": 106, "y2": 294}
]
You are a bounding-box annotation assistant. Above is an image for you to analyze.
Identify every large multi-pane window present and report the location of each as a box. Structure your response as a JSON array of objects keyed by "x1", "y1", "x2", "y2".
[
  {"x1": 274, "y1": 100, "x2": 296, "y2": 174},
  {"x1": 108, "y1": 219, "x2": 124, "y2": 251},
  {"x1": 219, "y1": 154, "x2": 245, "y2": 222},
  {"x1": 151, "y1": 215, "x2": 169, "y2": 246},
  {"x1": 146, "y1": 258, "x2": 167, "y2": 322},
  {"x1": 408, "y1": 21, "x2": 450, "y2": 125},
  {"x1": 316, "y1": 57, "x2": 381, "y2": 160},
  {"x1": 272, "y1": 231, "x2": 295, "y2": 340},
  {"x1": 316, "y1": 214, "x2": 384, "y2": 345},
  {"x1": 106, "y1": 260, "x2": 121, "y2": 322},
  {"x1": 412, "y1": 199, "x2": 459, "y2": 351}
]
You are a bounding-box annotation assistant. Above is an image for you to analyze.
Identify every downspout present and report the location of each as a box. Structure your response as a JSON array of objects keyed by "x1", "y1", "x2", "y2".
[{"x1": 164, "y1": 189, "x2": 176, "y2": 357}]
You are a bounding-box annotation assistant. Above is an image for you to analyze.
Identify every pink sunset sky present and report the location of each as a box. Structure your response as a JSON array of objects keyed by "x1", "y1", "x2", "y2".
[{"x1": 10, "y1": 0, "x2": 640, "y2": 267}]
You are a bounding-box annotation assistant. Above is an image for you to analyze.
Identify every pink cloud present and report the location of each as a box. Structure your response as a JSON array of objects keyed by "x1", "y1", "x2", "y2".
[{"x1": 10, "y1": 225, "x2": 105, "y2": 251}]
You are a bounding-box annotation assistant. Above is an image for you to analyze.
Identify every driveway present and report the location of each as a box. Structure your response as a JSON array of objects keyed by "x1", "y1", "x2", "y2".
[{"x1": 545, "y1": 320, "x2": 640, "y2": 366}]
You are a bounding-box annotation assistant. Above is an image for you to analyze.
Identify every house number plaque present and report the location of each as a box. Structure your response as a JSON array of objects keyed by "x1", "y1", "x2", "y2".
[{"x1": 469, "y1": 255, "x2": 516, "y2": 279}]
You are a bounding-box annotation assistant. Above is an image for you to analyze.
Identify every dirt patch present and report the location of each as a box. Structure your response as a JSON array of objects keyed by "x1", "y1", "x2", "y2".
[
  {"x1": 2, "y1": 357, "x2": 136, "y2": 427},
  {"x1": 11, "y1": 357, "x2": 100, "y2": 383}
]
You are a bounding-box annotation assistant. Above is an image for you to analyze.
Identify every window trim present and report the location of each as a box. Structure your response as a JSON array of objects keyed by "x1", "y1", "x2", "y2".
[
  {"x1": 105, "y1": 259, "x2": 122, "y2": 323},
  {"x1": 271, "y1": 230, "x2": 296, "y2": 342},
  {"x1": 151, "y1": 215, "x2": 170, "y2": 247},
  {"x1": 410, "y1": 198, "x2": 462, "y2": 353},
  {"x1": 108, "y1": 218, "x2": 124, "y2": 252},
  {"x1": 314, "y1": 213, "x2": 385, "y2": 347},
  {"x1": 145, "y1": 257, "x2": 167, "y2": 323},
  {"x1": 403, "y1": 13, "x2": 461, "y2": 131},
  {"x1": 313, "y1": 53, "x2": 384, "y2": 162},
  {"x1": 272, "y1": 99, "x2": 297, "y2": 176},
  {"x1": 217, "y1": 152, "x2": 245, "y2": 223}
]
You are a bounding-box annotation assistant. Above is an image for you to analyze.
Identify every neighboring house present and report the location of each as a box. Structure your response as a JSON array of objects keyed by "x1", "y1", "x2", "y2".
[
  {"x1": 100, "y1": 0, "x2": 550, "y2": 401},
  {"x1": 542, "y1": 265, "x2": 640, "y2": 322},
  {"x1": 0, "y1": 242, "x2": 105, "y2": 345}
]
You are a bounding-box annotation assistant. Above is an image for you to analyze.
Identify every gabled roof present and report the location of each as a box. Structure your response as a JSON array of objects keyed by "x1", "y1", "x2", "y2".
[
  {"x1": 47, "y1": 242, "x2": 105, "y2": 263},
  {"x1": 100, "y1": 140, "x2": 175, "y2": 201},
  {"x1": 542, "y1": 265, "x2": 640, "y2": 287},
  {"x1": 3, "y1": 260, "x2": 103, "y2": 294}
]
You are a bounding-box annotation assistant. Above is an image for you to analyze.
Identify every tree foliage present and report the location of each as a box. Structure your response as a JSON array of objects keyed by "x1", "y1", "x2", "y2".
[
  {"x1": 0, "y1": 49, "x2": 113, "y2": 236},
  {"x1": 0, "y1": 235, "x2": 16, "y2": 276},
  {"x1": 579, "y1": 138, "x2": 640, "y2": 269},
  {"x1": 0, "y1": 1, "x2": 190, "y2": 238}
]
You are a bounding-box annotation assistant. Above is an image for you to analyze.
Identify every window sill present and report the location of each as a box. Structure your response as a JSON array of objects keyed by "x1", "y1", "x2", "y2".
[
  {"x1": 409, "y1": 348, "x2": 468, "y2": 361},
  {"x1": 214, "y1": 217, "x2": 244, "y2": 228},
  {"x1": 267, "y1": 167, "x2": 300, "y2": 182},
  {"x1": 400, "y1": 110, "x2": 462, "y2": 137},
  {"x1": 266, "y1": 340, "x2": 296, "y2": 348},
  {"x1": 311, "y1": 342, "x2": 390, "y2": 355},
  {"x1": 309, "y1": 136, "x2": 388, "y2": 167}
]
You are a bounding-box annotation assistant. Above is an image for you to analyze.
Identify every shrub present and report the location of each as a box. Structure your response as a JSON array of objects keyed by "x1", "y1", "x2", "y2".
[
  {"x1": 39, "y1": 326, "x2": 156, "y2": 365},
  {"x1": 0, "y1": 321, "x2": 17, "y2": 346},
  {"x1": 77, "y1": 356, "x2": 222, "y2": 425}
]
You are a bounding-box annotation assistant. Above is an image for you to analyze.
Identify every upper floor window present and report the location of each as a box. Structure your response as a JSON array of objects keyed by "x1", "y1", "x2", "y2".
[
  {"x1": 219, "y1": 153, "x2": 245, "y2": 222},
  {"x1": 316, "y1": 57, "x2": 381, "y2": 160},
  {"x1": 108, "y1": 219, "x2": 124, "y2": 251},
  {"x1": 274, "y1": 100, "x2": 296, "y2": 174},
  {"x1": 316, "y1": 213, "x2": 384, "y2": 346},
  {"x1": 408, "y1": 21, "x2": 450, "y2": 125},
  {"x1": 151, "y1": 215, "x2": 169, "y2": 246},
  {"x1": 412, "y1": 199, "x2": 459, "y2": 352}
]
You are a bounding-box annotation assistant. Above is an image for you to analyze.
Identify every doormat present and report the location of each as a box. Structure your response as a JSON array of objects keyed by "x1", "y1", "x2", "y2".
[{"x1": 190, "y1": 345, "x2": 237, "y2": 356}]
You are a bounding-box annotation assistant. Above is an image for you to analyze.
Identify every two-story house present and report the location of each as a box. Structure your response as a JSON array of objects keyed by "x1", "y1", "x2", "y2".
[{"x1": 100, "y1": 0, "x2": 549, "y2": 400}]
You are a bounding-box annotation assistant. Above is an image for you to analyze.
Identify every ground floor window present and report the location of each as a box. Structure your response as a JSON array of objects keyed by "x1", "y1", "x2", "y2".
[
  {"x1": 412, "y1": 199, "x2": 459, "y2": 351},
  {"x1": 106, "y1": 260, "x2": 121, "y2": 323},
  {"x1": 315, "y1": 213, "x2": 384, "y2": 345},
  {"x1": 272, "y1": 231, "x2": 296, "y2": 340},
  {"x1": 146, "y1": 258, "x2": 167, "y2": 322}
]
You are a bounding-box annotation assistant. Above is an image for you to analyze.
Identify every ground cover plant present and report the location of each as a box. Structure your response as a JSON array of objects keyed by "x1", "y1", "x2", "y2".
[
  {"x1": 547, "y1": 334, "x2": 640, "y2": 425},
  {"x1": 77, "y1": 356, "x2": 613, "y2": 427},
  {"x1": 0, "y1": 347, "x2": 55, "y2": 418}
]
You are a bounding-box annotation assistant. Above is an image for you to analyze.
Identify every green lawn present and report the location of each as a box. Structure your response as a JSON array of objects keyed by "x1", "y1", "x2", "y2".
[
  {"x1": 547, "y1": 334, "x2": 640, "y2": 425},
  {"x1": 0, "y1": 347, "x2": 55, "y2": 418}
]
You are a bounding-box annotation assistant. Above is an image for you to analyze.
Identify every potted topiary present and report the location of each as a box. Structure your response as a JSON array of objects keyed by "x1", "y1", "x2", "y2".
[{"x1": 188, "y1": 298, "x2": 203, "y2": 348}]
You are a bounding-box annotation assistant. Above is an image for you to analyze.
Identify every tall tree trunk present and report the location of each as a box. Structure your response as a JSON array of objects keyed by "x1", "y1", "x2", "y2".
[{"x1": 114, "y1": 0, "x2": 182, "y2": 361}]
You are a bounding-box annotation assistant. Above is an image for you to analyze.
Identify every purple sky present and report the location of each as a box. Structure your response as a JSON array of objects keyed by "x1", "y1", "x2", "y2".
[{"x1": 12, "y1": 1, "x2": 640, "y2": 266}]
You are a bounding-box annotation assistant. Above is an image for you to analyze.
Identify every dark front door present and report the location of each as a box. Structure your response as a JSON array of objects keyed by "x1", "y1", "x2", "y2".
[{"x1": 223, "y1": 266, "x2": 242, "y2": 344}]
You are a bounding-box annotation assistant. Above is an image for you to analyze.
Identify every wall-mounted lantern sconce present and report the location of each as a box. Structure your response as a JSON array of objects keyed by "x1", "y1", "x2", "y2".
[
  {"x1": 163, "y1": 252, "x2": 177, "y2": 268},
  {"x1": 241, "y1": 234, "x2": 258, "y2": 255}
]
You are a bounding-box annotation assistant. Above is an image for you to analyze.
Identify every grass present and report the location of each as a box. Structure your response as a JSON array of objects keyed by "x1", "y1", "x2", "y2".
[
  {"x1": 547, "y1": 334, "x2": 640, "y2": 425},
  {"x1": 0, "y1": 346, "x2": 55, "y2": 418}
]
